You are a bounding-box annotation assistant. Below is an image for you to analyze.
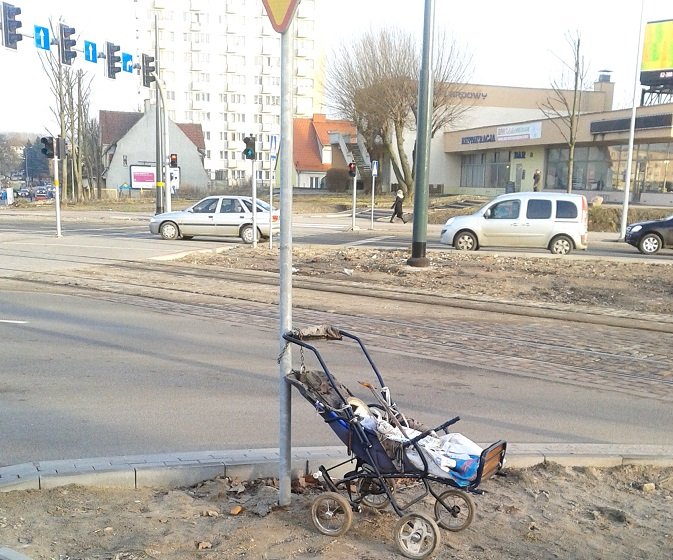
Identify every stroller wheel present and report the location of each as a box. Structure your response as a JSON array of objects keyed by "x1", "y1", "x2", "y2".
[
  {"x1": 357, "y1": 477, "x2": 395, "y2": 510},
  {"x1": 434, "y1": 489, "x2": 475, "y2": 532},
  {"x1": 311, "y1": 492, "x2": 353, "y2": 537},
  {"x1": 393, "y1": 512, "x2": 441, "y2": 559}
]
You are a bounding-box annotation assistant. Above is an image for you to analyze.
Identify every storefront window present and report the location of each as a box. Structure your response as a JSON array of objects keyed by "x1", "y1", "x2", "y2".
[{"x1": 461, "y1": 150, "x2": 510, "y2": 188}]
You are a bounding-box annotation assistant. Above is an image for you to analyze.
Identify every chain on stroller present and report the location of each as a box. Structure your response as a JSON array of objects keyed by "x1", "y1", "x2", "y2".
[{"x1": 283, "y1": 325, "x2": 507, "y2": 560}]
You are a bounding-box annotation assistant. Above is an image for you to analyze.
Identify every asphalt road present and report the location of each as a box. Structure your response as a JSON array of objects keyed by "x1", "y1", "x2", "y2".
[{"x1": 1, "y1": 209, "x2": 672, "y2": 467}]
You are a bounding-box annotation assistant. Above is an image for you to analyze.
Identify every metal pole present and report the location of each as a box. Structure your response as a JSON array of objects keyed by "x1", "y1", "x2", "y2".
[
  {"x1": 407, "y1": 0, "x2": 435, "y2": 267},
  {"x1": 54, "y1": 153, "x2": 62, "y2": 238},
  {"x1": 370, "y1": 174, "x2": 375, "y2": 229},
  {"x1": 154, "y1": 15, "x2": 164, "y2": 214},
  {"x1": 252, "y1": 152, "x2": 257, "y2": 248},
  {"x1": 619, "y1": 0, "x2": 645, "y2": 241},
  {"x1": 351, "y1": 170, "x2": 357, "y2": 230},
  {"x1": 278, "y1": 19, "x2": 294, "y2": 507},
  {"x1": 269, "y1": 179, "x2": 273, "y2": 249}
]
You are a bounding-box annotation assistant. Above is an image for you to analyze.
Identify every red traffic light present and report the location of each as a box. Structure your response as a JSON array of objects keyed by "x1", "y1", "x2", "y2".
[
  {"x1": 170, "y1": 153, "x2": 178, "y2": 168},
  {"x1": 348, "y1": 162, "x2": 356, "y2": 178}
]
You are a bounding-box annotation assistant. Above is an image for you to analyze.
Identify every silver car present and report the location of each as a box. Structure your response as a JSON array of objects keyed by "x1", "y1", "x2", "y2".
[{"x1": 149, "y1": 195, "x2": 279, "y2": 243}]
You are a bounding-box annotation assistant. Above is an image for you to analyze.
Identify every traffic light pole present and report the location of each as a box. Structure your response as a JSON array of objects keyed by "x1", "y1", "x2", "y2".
[
  {"x1": 153, "y1": 16, "x2": 164, "y2": 215},
  {"x1": 155, "y1": 76, "x2": 172, "y2": 213},
  {"x1": 251, "y1": 156, "x2": 257, "y2": 248},
  {"x1": 351, "y1": 173, "x2": 357, "y2": 230},
  {"x1": 54, "y1": 153, "x2": 62, "y2": 238}
]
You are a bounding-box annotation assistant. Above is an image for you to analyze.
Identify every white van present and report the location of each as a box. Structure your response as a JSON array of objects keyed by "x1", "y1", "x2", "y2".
[{"x1": 439, "y1": 192, "x2": 588, "y2": 255}]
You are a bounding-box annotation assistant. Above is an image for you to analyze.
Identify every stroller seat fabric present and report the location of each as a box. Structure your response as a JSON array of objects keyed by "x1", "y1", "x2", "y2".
[{"x1": 361, "y1": 416, "x2": 483, "y2": 486}]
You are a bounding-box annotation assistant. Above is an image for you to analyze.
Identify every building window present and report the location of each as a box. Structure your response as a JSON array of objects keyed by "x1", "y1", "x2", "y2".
[{"x1": 460, "y1": 150, "x2": 510, "y2": 189}]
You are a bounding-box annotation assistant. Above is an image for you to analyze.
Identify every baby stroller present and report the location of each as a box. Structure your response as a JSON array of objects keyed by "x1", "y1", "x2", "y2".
[{"x1": 283, "y1": 325, "x2": 507, "y2": 560}]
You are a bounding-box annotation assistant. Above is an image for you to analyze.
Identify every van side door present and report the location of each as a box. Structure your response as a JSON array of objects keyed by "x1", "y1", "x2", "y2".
[
  {"x1": 480, "y1": 199, "x2": 522, "y2": 246},
  {"x1": 521, "y1": 198, "x2": 553, "y2": 247}
]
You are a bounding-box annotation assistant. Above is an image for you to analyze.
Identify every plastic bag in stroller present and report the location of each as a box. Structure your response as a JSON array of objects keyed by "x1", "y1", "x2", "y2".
[{"x1": 283, "y1": 325, "x2": 507, "y2": 559}]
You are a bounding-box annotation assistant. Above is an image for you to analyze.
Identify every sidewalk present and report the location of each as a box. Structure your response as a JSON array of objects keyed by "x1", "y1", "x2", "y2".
[{"x1": 2, "y1": 444, "x2": 673, "y2": 494}]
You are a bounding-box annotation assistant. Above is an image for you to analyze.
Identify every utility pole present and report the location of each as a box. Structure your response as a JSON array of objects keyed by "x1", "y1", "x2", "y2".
[
  {"x1": 154, "y1": 15, "x2": 164, "y2": 214},
  {"x1": 407, "y1": 0, "x2": 435, "y2": 267}
]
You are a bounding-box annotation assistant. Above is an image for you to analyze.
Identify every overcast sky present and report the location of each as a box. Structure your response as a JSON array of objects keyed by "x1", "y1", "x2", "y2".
[{"x1": 1, "y1": 0, "x2": 671, "y2": 134}]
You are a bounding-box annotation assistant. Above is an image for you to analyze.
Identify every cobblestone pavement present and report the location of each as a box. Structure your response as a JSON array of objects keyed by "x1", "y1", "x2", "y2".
[{"x1": 12, "y1": 260, "x2": 673, "y2": 403}]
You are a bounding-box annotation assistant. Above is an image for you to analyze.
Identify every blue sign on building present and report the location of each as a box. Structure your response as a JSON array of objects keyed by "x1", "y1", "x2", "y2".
[
  {"x1": 122, "y1": 53, "x2": 133, "y2": 73},
  {"x1": 34, "y1": 26, "x2": 50, "y2": 50},
  {"x1": 84, "y1": 41, "x2": 97, "y2": 63}
]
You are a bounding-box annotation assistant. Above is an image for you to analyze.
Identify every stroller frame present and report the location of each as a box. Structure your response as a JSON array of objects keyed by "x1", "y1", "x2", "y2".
[{"x1": 283, "y1": 324, "x2": 507, "y2": 558}]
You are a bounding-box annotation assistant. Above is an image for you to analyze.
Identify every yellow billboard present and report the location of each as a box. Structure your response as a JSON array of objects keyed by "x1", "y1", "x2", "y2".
[{"x1": 640, "y1": 19, "x2": 673, "y2": 87}]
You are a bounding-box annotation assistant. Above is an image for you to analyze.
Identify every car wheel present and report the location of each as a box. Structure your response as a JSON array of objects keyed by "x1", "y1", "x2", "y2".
[
  {"x1": 454, "y1": 231, "x2": 478, "y2": 251},
  {"x1": 549, "y1": 235, "x2": 573, "y2": 255},
  {"x1": 240, "y1": 225, "x2": 254, "y2": 244},
  {"x1": 159, "y1": 221, "x2": 179, "y2": 240},
  {"x1": 638, "y1": 233, "x2": 662, "y2": 255}
]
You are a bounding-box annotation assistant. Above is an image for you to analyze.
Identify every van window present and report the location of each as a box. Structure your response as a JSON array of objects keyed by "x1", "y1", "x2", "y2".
[
  {"x1": 526, "y1": 199, "x2": 552, "y2": 219},
  {"x1": 556, "y1": 200, "x2": 578, "y2": 219},
  {"x1": 490, "y1": 200, "x2": 520, "y2": 219}
]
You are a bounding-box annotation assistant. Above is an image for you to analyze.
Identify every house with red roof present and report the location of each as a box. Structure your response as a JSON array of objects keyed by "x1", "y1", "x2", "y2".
[
  {"x1": 293, "y1": 114, "x2": 371, "y2": 189},
  {"x1": 100, "y1": 101, "x2": 208, "y2": 196}
]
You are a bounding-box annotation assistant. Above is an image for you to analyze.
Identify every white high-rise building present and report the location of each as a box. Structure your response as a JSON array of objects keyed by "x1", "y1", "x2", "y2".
[{"x1": 135, "y1": 0, "x2": 321, "y2": 188}]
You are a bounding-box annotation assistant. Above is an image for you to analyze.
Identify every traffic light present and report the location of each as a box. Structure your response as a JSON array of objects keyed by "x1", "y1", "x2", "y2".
[
  {"x1": 348, "y1": 162, "x2": 356, "y2": 178},
  {"x1": 2, "y1": 3, "x2": 22, "y2": 50},
  {"x1": 242, "y1": 136, "x2": 256, "y2": 160},
  {"x1": 106, "y1": 42, "x2": 121, "y2": 79},
  {"x1": 141, "y1": 53, "x2": 156, "y2": 88},
  {"x1": 59, "y1": 23, "x2": 77, "y2": 65},
  {"x1": 169, "y1": 153, "x2": 178, "y2": 168},
  {"x1": 40, "y1": 137, "x2": 54, "y2": 159},
  {"x1": 55, "y1": 137, "x2": 66, "y2": 159}
]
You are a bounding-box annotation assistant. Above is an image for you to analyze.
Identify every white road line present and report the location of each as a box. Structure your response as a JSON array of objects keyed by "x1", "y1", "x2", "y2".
[
  {"x1": 346, "y1": 236, "x2": 394, "y2": 246},
  {"x1": 0, "y1": 320, "x2": 28, "y2": 324}
]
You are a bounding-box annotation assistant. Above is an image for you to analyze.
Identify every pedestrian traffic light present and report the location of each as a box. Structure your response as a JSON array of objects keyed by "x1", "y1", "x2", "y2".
[
  {"x1": 170, "y1": 153, "x2": 178, "y2": 168},
  {"x1": 59, "y1": 23, "x2": 77, "y2": 65},
  {"x1": 242, "y1": 136, "x2": 256, "y2": 160},
  {"x1": 40, "y1": 137, "x2": 54, "y2": 159},
  {"x1": 2, "y1": 3, "x2": 23, "y2": 50},
  {"x1": 141, "y1": 53, "x2": 156, "y2": 88},
  {"x1": 348, "y1": 162, "x2": 356, "y2": 178},
  {"x1": 106, "y1": 42, "x2": 121, "y2": 79}
]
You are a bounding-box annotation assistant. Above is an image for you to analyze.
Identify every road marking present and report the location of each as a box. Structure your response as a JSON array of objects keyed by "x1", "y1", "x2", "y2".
[
  {"x1": 0, "y1": 320, "x2": 28, "y2": 324},
  {"x1": 346, "y1": 236, "x2": 394, "y2": 246}
]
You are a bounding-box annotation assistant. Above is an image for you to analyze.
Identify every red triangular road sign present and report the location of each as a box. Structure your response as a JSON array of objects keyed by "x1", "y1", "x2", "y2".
[{"x1": 262, "y1": 0, "x2": 301, "y2": 33}]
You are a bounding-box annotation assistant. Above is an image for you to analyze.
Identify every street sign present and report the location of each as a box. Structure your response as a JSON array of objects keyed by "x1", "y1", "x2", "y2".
[
  {"x1": 34, "y1": 25, "x2": 49, "y2": 50},
  {"x1": 371, "y1": 160, "x2": 379, "y2": 177},
  {"x1": 122, "y1": 52, "x2": 133, "y2": 72},
  {"x1": 84, "y1": 40, "x2": 97, "y2": 63},
  {"x1": 261, "y1": 0, "x2": 301, "y2": 33}
]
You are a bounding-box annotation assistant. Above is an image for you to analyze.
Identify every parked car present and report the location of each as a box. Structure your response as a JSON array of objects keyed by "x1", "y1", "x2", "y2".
[
  {"x1": 149, "y1": 195, "x2": 279, "y2": 243},
  {"x1": 624, "y1": 214, "x2": 673, "y2": 255},
  {"x1": 439, "y1": 192, "x2": 589, "y2": 255}
]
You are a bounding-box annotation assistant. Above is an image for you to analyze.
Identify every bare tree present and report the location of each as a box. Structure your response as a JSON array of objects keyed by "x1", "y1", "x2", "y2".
[
  {"x1": 81, "y1": 118, "x2": 103, "y2": 198},
  {"x1": 325, "y1": 28, "x2": 472, "y2": 197},
  {"x1": 37, "y1": 20, "x2": 93, "y2": 202},
  {"x1": 539, "y1": 31, "x2": 588, "y2": 193}
]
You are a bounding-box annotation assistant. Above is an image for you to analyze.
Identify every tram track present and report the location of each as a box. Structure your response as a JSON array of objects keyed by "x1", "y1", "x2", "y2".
[{"x1": 6, "y1": 258, "x2": 672, "y2": 402}]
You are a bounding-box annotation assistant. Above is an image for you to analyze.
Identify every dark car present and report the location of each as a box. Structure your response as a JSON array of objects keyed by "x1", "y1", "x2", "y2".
[
  {"x1": 34, "y1": 188, "x2": 49, "y2": 201},
  {"x1": 624, "y1": 214, "x2": 673, "y2": 255}
]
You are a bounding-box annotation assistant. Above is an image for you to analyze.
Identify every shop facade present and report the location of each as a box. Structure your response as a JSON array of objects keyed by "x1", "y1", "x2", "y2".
[{"x1": 442, "y1": 102, "x2": 673, "y2": 206}]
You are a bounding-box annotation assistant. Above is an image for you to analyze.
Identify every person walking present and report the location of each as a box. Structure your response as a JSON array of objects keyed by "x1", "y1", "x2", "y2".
[
  {"x1": 533, "y1": 169, "x2": 541, "y2": 192},
  {"x1": 390, "y1": 189, "x2": 407, "y2": 223}
]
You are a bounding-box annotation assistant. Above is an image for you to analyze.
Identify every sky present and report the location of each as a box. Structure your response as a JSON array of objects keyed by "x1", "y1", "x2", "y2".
[{"x1": 0, "y1": 0, "x2": 671, "y2": 135}]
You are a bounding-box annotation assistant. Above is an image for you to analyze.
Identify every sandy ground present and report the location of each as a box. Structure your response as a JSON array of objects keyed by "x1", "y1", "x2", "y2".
[
  {"x1": 1, "y1": 464, "x2": 672, "y2": 559},
  {"x1": 2, "y1": 246, "x2": 673, "y2": 559}
]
